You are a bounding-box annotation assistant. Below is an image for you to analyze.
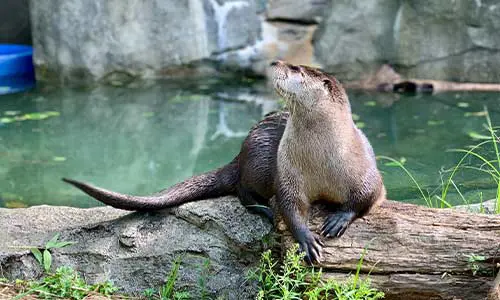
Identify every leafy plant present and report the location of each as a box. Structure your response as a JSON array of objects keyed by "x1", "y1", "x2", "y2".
[
  {"x1": 143, "y1": 287, "x2": 157, "y2": 299},
  {"x1": 465, "y1": 253, "x2": 486, "y2": 276},
  {"x1": 248, "y1": 244, "x2": 384, "y2": 300},
  {"x1": 12, "y1": 266, "x2": 117, "y2": 300},
  {"x1": 30, "y1": 233, "x2": 76, "y2": 273}
]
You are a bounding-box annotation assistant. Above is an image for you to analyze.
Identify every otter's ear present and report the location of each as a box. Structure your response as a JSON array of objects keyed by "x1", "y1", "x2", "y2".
[{"x1": 323, "y1": 79, "x2": 333, "y2": 92}]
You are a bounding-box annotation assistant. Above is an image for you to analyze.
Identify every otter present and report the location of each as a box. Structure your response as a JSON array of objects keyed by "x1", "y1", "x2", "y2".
[{"x1": 63, "y1": 61, "x2": 385, "y2": 264}]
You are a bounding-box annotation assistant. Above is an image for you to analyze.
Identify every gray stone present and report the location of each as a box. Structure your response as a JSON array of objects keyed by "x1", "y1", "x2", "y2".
[
  {"x1": 394, "y1": 0, "x2": 474, "y2": 67},
  {"x1": 404, "y1": 49, "x2": 500, "y2": 83},
  {"x1": 314, "y1": 0, "x2": 400, "y2": 81},
  {"x1": 211, "y1": 0, "x2": 261, "y2": 51},
  {"x1": 467, "y1": 1, "x2": 500, "y2": 49},
  {"x1": 0, "y1": 198, "x2": 272, "y2": 298},
  {"x1": 453, "y1": 199, "x2": 498, "y2": 214},
  {"x1": 28, "y1": 0, "x2": 500, "y2": 83},
  {"x1": 394, "y1": 0, "x2": 500, "y2": 81},
  {"x1": 266, "y1": 0, "x2": 329, "y2": 23},
  {"x1": 29, "y1": 0, "x2": 260, "y2": 81},
  {"x1": 314, "y1": 0, "x2": 500, "y2": 82}
]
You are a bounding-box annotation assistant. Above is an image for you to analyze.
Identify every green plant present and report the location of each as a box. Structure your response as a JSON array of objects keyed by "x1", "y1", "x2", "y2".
[
  {"x1": 144, "y1": 287, "x2": 157, "y2": 299},
  {"x1": 13, "y1": 266, "x2": 117, "y2": 300},
  {"x1": 30, "y1": 233, "x2": 76, "y2": 273},
  {"x1": 379, "y1": 108, "x2": 500, "y2": 212},
  {"x1": 197, "y1": 258, "x2": 211, "y2": 300},
  {"x1": 466, "y1": 253, "x2": 486, "y2": 276},
  {"x1": 248, "y1": 244, "x2": 384, "y2": 300},
  {"x1": 143, "y1": 256, "x2": 192, "y2": 300},
  {"x1": 160, "y1": 257, "x2": 192, "y2": 299},
  {"x1": 160, "y1": 257, "x2": 182, "y2": 299},
  {"x1": 377, "y1": 155, "x2": 432, "y2": 207},
  {"x1": 442, "y1": 109, "x2": 500, "y2": 212}
]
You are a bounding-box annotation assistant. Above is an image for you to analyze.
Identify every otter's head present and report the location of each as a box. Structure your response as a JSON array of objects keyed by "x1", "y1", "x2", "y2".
[{"x1": 269, "y1": 61, "x2": 347, "y2": 111}]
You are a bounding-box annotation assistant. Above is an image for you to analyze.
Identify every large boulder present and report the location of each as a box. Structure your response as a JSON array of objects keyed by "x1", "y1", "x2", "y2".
[
  {"x1": 30, "y1": 0, "x2": 261, "y2": 81},
  {"x1": 266, "y1": 0, "x2": 329, "y2": 23},
  {"x1": 28, "y1": 0, "x2": 500, "y2": 82},
  {"x1": 315, "y1": 0, "x2": 500, "y2": 82},
  {"x1": 313, "y1": 0, "x2": 400, "y2": 81},
  {"x1": 0, "y1": 197, "x2": 272, "y2": 299},
  {"x1": 394, "y1": 0, "x2": 500, "y2": 82}
]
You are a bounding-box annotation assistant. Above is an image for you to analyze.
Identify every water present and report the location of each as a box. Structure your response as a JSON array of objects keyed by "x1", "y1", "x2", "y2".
[{"x1": 0, "y1": 78, "x2": 499, "y2": 208}]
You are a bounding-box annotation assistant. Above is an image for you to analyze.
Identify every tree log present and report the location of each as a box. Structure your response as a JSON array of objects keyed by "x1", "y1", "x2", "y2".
[
  {"x1": 278, "y1": 200, "x2": 500, "y2": 300},
  {"x1": 343, "y1": 64, "x2": 500, "y2": 94}
]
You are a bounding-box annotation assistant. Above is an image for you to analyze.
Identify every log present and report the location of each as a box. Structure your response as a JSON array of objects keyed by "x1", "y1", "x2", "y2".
[
  {"x1": 278, "y1": 200, "x2": 500, "y2": 300},
  {"x1": 344, "y1": 64, "x2": 500, "y2": 94}
]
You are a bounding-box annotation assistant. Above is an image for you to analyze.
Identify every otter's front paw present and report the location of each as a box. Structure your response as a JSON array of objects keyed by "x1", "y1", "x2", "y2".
[
  {"x1": 320, "y1": 211, "x2": 355, "y2": 238},
  {"x1": 298, "y1": 231, "x2": 324, "y2": 265}
]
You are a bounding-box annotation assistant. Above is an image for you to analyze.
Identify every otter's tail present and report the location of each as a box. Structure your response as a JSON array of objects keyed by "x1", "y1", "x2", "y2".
[{"x1": 62, "y1": 160, "x2": 239, "y2": 211}]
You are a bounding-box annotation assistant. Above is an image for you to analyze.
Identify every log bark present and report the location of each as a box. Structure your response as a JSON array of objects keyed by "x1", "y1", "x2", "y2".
[{"x1": 278, "y1": 200, "x2": 500, "y2": 300}]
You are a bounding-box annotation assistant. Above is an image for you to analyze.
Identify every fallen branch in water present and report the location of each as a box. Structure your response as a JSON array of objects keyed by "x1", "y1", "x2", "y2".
[{"x1": 344, "y1": 65, "x2": 500, "y2": 94}]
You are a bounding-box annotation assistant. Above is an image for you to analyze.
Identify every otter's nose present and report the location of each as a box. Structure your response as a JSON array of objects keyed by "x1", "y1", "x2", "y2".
[{"x1": 270, "y1": 60, "x2": 283, "y2": 67}]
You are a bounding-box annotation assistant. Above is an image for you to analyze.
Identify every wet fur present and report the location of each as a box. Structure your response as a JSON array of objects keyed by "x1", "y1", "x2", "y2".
[{"x1": 63, "y1": 62, "x2": 385, "y2": 264}]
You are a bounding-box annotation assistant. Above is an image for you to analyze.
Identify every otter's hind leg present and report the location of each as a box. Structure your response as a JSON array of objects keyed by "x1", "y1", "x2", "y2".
[{"x1": 238, "y1": 187, "x2": 273, "y2": 221}]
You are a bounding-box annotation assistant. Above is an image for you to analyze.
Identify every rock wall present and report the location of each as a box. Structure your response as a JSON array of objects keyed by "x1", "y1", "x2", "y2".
[
  {"x1": 29, "y1": 0, "x2": 500, "y2": 83},
  {"x1": 0, "y1": 198, "x2": 272, "y2": 298}
]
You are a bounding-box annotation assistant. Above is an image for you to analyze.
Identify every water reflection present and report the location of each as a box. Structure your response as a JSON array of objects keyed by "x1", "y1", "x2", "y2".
[{"x1": 0, "y1": 80, "x2": 499, "y2": 208}]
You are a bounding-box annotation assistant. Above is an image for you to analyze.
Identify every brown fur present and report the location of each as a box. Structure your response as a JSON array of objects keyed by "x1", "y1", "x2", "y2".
[
  {"x1": 63, "y1": 61, "x2": 385, "y2": 264},
  {"x1": 270, "y1": 61, "x2": 385, "y2": 263}
]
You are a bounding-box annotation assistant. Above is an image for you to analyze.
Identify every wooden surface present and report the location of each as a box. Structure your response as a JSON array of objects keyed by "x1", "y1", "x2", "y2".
[{"x1": 279, "y1": 200, "x2": 500, "y2": 300}]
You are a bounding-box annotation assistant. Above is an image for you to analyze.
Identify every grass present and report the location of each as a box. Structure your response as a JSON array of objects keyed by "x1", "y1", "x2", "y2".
[
  {"x1": 6, "y1": 234, "x2": 196, "y2": 299},
  {"x1": 5, "y1": 234, "x2": 118, "y2": 299},
  {"x1": 5, "y1": 243, "x2": 210, "y2": 300},
  {"x1": 10, "y1": 266, "x2": 118, "y2": 300},
  {"x1": 248, "y1": 244, "x2": 384, "y2": 300},
  {"x1": 143, "y1": 256, "x2": 191, "y2": 300},
  {"x1": 6, "y1": 258, "x2": 192, "y2": 300},
  {"x1": 378, "y1": 108, "x2": 500, "y2": 213}
]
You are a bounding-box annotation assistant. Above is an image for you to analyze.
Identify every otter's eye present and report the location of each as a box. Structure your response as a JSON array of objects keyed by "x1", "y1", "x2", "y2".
[{"x1": 290, "y1": 66, "x2": 300, "y2": 72}]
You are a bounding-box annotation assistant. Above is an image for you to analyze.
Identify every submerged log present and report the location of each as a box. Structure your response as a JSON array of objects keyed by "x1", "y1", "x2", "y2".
[
  {"x1": 278, "y1": 200, "x2": 500, "y2": 300},
  {"x1": 344, "y1": 64, "x2": 500, "y2": 94}
]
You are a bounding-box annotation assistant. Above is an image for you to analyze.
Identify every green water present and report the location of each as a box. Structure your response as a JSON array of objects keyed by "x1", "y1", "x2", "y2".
[{"x1": 0, "y1": 79, "x2": 499, "y2": 208}]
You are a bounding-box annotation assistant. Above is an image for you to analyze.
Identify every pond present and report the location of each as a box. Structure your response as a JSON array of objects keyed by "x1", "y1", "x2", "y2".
[{"x1": 0, "y1": 78, "x2": 499, "y2": 208}]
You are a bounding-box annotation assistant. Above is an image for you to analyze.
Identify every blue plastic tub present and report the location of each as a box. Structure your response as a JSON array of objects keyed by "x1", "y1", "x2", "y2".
[{"x1": 0, "y1": 44, "x2": 36, "y2": 95}]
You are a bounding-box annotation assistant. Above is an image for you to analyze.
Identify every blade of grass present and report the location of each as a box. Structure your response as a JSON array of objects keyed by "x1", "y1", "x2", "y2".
[
  {"x1": 442, "y1": 140, "x2": 493, "y2": 206},
  {"x1": 450, "y1": 179, "x2": 468, "y2": 205},
  {"x1": 483, "y1": 107, "x2": 500, "y2": 213},
  {"x1": 377, "y1": 156, "x2": 431, "y2": 207}
]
